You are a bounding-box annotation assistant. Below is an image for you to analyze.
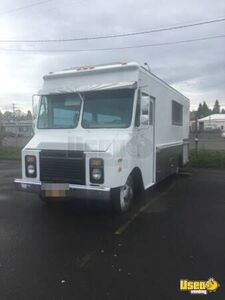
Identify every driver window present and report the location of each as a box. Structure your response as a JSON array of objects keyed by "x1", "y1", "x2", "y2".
[{"x1": 140, "y1": 93, "x2": 150, "y2": 126}]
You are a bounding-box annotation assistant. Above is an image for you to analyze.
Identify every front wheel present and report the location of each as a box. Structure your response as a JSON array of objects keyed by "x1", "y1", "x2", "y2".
[{"x1": 111, "y1": 175, "x2": 134, "y2": 214}]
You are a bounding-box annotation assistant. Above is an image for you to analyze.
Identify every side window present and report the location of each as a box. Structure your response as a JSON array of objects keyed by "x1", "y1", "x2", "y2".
[
  {"x1": 172, "y1": 100, "x2": 183, "y2": 126},
  {"x1": 140, "y1": 93, "x2": 150, "y2": 126}
]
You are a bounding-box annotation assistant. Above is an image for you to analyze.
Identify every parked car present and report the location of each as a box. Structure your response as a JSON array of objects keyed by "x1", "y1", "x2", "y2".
[
  {"x1": 221, "y1": 132, "x2": 225, "y2": 139},
  {"x1": 204, "y1": 124, "x2": 218, "y2": 132}
]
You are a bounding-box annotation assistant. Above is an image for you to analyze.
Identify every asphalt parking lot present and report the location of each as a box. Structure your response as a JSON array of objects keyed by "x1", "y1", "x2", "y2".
[{"x1": 0, "y1": 161, "x2": 224, "y2": 300}]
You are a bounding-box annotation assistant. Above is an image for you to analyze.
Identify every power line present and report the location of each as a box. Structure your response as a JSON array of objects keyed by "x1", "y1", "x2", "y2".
[
  {"x1": 1, "y1": 34, "x2": 225, "y2": 54},
  {"x1": 0, "y1": 0, "x2": 53, "y2": 16},
  {"x1": 0, "y1": 16, "x2": 225, "y2": 43}
]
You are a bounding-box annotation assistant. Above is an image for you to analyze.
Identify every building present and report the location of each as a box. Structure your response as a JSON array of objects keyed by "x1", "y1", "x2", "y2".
[
  {"x1": 0, "y1": 120, "x2": 33, "y2": 137},
  {"x1": 190, "y1": 114, "x2": 225, "y2": 132}
]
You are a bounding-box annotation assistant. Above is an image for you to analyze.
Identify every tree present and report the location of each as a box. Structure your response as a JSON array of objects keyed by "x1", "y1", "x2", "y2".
[
  {"x1": 221, "y1": 108, "x2": 225, "y2": 114},
  {"x1": 212, "y1": 100, "x2": 220, "y2": 114},
  {"x1": 202, "y1": 101, "x2": 211, "y2": 117},
  {"x1": 3, "y1": 111, "x2": 13, "y2": 121},
  {"x1": 0, "y1": 110, "x2": 4, "y2": 145},
  {"x1": 0, "y1": 122, "x2": 6, "y2": 146},
  {"x1": 14, "y1": 109, "x2": 24, "y2": 121},
  {"x1": 190, "y1": 110, "x2": 197, "y2": 121},
  {"x1": 26, "y1": 110, "x2": 33, "y2": 120},
  {"x1": 196, "y1": 103, "x2": 204, "y2": 118}
]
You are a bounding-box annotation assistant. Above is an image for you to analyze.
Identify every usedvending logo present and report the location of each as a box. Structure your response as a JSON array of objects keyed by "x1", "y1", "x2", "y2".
[{"x1": 180, "y1": 278, "x2": 220, "y2": 295}]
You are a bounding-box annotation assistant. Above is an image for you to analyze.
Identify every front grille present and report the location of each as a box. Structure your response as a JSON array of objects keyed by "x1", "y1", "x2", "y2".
[{"x1": 40, "y1": 150, "x2": 85, "y2": 184}]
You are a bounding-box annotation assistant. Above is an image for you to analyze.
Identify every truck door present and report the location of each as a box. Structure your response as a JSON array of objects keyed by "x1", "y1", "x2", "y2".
[{"x1": 137, "y1": 92, "x2": 155, "y2": 188}]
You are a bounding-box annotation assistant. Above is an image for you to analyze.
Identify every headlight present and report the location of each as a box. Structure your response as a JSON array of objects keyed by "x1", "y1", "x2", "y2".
[
  {"x1": 25, "y1": 155, "x2": 37, "y2": 178},
  {"x1": 90, "y1": 158, "x2": 104, "y2": 183},
  {"x1": 27, "y1": 164, "x2": 35, "y2": 175},
  {"x1": 91, "y1": 168, "x2": 102, "y2": 181}
]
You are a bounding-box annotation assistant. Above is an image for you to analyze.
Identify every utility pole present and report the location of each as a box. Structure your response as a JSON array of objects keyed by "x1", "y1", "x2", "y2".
[
  {"x1": 195, "y1": 115, "x2": 199, "y2": 154},
  {"x1": 12, "y1": 103, "x2": 17, "y2": 114},
  {"x1": 12, "y1": 103, "x2": 19, "y2": 121},
  {"x1": 12, "y1": 103, "x2": 19, "y2": 141}
]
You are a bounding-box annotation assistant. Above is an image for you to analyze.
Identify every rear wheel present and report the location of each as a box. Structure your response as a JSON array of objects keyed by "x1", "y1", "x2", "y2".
[
  {"x1": 176, "y1": 154, "x2": 183, "y2": 175},
  {"x1": 111, "y1": 175, "x2": 134, "y2": 214}
]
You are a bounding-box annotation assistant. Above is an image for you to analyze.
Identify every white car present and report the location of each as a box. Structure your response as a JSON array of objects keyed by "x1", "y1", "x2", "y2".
[
  {"x1": 204, "y1": 124, "x2": 217, "y2": 131},
  {"x1": 222, "y1": 132, "x2": 225, "y2": 139}
]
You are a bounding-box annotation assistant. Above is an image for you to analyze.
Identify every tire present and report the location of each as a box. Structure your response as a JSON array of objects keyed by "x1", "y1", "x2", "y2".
[
  {"x1": 175, "y1": 165, "x2": 180, "y2": 176},
  {"x1": 111, "y1": 175, "x2": 134, "y2": 214},
  {"x1": 176, "y1": 154, "x2": 183, "y2": 175}
]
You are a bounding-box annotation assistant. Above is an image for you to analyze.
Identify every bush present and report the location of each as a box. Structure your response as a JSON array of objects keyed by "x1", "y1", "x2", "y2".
[{"x1": 189, "y1": 149, "x2": 225, "y2": 169}]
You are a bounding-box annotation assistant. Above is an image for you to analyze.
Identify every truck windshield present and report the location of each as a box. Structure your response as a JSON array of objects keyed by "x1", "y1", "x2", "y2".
[
  {"x1": 82, "y1": 89, "x2": 134, "y2": 128},
  {"x1": 37, "y1": 89, "x2": 134, "y2": 129},
  {"x1": 37, "y1": 94, "x2": 82, "y2": 129}
]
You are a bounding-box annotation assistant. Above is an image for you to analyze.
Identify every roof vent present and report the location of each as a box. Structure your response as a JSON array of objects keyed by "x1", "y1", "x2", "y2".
[{"x1": 143, "y1": 62, "x2": 151, "y2": 72}]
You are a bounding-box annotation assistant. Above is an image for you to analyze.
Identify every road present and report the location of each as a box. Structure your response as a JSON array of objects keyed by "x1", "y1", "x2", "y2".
[{"x1": 0, "y1": 161, "x2": 224, "y2": 300}]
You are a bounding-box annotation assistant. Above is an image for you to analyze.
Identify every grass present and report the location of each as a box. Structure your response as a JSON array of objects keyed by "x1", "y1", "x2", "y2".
[
  {"x1": 189, "y1": 149, "x2": 225, "y2": 169},
  {"x1": 0, "y1": 146, "x2": 22, "y2": 160}
]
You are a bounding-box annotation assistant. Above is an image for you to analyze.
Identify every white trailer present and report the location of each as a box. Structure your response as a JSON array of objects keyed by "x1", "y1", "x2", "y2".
[{"x1": 15, "y1": 62, "x2": 190, "y2": 213}]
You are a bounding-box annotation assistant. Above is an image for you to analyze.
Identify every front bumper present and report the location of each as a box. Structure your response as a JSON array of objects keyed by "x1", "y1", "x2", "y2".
[{"x1": 14, "y1": 179, "x2": 111, "y2": 201}]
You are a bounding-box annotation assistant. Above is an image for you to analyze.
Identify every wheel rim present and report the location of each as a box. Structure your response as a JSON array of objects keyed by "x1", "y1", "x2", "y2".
[{"x1": 120, "y1": 182, "x2": 133, "y2": 211}]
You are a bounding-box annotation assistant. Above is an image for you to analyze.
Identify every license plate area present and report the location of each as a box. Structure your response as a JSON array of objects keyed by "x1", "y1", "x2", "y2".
[{"x1": 42, "y1": 183, "x2": 69, "y2": 197}]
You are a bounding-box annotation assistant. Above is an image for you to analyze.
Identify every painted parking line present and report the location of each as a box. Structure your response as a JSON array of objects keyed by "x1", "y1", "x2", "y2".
[
  {"x1": 79, "y1": 250, "x2": 97, "y2": 269},
  {"x1": 114, "y1": 183, "x2": 176, "y2": 235}
]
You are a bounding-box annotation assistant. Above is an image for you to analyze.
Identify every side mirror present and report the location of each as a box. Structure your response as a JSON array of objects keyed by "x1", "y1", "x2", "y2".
[{"x1": 32, "y1": 95, "x2": 40, "y2": 120}]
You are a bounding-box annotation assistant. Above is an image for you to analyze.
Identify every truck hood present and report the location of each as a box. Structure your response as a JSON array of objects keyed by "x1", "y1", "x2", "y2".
[{"x1": 24, "y1": 130, "x2": 131, "y2": 153}]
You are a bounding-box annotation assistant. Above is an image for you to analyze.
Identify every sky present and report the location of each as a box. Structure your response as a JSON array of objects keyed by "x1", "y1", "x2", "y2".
[{"x1": 0, "y1": 0, "x2": 225, "y2": 112}]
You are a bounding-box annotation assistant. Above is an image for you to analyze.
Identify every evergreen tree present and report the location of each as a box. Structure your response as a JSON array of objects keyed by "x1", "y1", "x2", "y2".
[
  {"x1": 3, "y1": 111, "x2": 13, "y2": 121},
  {"x1": 221, "y1": 108, "x2": 225, "y2": 114},
  {"x1": 202, "y1": 101, "x2": 211, "y2": 117},
  {"x1": 197, "y1": 103, "x2": 204, "y2": 118},
  {"x1": 26, "y1": 110, "x2": 33, "y2": 120},
  {"x1": 212, "y1": 100, "x2": 220, "y2": 114}
]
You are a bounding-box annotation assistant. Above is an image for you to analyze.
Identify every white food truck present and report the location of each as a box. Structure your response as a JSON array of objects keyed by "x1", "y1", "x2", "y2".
[{"x1": 15, "y1": 62, "x2": 189, "y2": 213}]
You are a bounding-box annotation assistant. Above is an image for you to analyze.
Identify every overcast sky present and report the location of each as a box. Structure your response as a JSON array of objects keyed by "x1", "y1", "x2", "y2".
[{"x1": 0, "y1": 0, "x2": 225, "y2": 112}]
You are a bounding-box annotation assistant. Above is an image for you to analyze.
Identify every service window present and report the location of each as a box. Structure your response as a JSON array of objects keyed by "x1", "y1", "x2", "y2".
[{"x1": 172, "y1": 100, "x2": 183, "y2": 126}]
